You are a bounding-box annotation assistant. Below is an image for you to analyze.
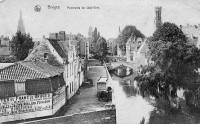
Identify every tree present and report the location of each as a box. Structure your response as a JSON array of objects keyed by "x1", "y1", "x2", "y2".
[
  {"x1": 93, "y1": 37, "x2": 108, "y2": 64},
  {"x1": 90, "y1": 27, "x2": 101, "y2": 54},
  {"x1": 11, "y1": 31, "x2": 34, "y2": 61},
  {"x1": 0, "y1": 56, "x2": 17, "y2": 63},
  {"x1": 118, "y1": 25, "x2": 145, "y2": 52},
  {"x1": 135, "y1": 22, "x2": 200, "y2": 104}
]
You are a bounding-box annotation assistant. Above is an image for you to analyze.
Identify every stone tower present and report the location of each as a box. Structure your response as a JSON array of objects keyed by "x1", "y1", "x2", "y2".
[
  {"x1": 17, "y1": 10, "x2": 25, "y2": 34},
  {"x1": 155, "y1": 7, "x2": 162, "y2": 30},
  {"x1": 88, "y1": 26, "x2": 93, "y2": 38}
]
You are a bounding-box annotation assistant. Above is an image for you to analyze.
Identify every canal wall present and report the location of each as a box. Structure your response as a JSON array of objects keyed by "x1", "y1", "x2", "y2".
[{"x1": 104, "y1": 63, "x2": 116, "y2": 108}]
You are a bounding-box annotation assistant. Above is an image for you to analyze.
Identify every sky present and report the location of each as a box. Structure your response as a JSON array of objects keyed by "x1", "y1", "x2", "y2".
[{"x1": 1, "y1": 0, "x2": 200, "y2": 39}]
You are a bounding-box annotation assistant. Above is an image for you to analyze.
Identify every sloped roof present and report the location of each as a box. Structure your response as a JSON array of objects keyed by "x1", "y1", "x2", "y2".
[
  {"x1": 127, "y1": 36, "x2": 138, "y2": 52},
  {"x1": 138, "y1": 38, "x2": 149, "y2": 53},
  {"x1": 25, "y1": 40, "x2": 63, "y2": 67},
  {"x1": 48, "y1": 39, "x2": 67, "y2": 58},
  {"x1": 57, "y1": 41, "x2": 69, "y2": 56},
  {"x1": 0, "y1": 61, "x2": 63, "y2": 82},
  {"x1": 126, "y1": 35, "x2": 136, "y2": 45}
]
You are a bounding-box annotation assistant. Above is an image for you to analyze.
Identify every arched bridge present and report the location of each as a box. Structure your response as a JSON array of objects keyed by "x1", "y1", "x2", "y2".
[{"x1": 107, "y1": 61, "x2": 139, "y2": 71}]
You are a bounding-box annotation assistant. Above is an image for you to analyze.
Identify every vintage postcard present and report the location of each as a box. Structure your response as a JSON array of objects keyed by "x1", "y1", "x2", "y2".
[{"x1": 0, "y1": 0, "x2": 200, "y2": 124}]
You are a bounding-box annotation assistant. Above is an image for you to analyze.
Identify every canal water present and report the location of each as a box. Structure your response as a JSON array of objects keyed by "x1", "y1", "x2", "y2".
[{"x1": 110, "y1": 66, "x2": 200, "y2": 124}]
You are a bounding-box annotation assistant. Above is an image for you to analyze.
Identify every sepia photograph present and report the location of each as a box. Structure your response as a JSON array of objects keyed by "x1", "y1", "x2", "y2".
[{"x1": 1, "y1": 0, "x2": 200, "y2": 123}]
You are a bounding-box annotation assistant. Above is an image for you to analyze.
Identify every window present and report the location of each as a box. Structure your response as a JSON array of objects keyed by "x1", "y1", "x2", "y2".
[
  {"x1": 72, "y1": 81, "x2": 73, "y2": 91},
  {"x1": 67, "y1": 65, "x2": 68, "y2": 78},
  {"x1": 15, "y1": 82, "x2": 26, "y2": 95},
  {"x1": 70, "y1": 63, "x2": 71, "y2": 76},
  {"x1": 70, "y1": 83, "x2": 71, "y2": 93},
  {"x1": 72, "y1": 63, "x2": 73, "y2": 75}
]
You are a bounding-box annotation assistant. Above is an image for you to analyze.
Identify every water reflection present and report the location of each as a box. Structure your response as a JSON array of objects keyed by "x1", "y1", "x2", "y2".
[
  {"x1": 112, "y1": 73, "x2": 154, "y2": 124},
  {"x1": 110, "y1": 66, "x2": 200, "y2": 124},
  {"x1": 112, "y1": 65, "x2": 133, "y2": 77}
]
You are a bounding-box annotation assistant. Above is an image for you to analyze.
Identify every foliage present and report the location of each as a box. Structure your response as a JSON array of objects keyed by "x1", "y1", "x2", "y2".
[
  {"x1": 89, "y1": 27, "x2": 108, "y2": 63},
  {"x1": 0, "y1": 55, "x2": 17, "y2": 63},
  {"x1": 93, "y1": 37, "x2": 108, "y2": 65},
  {"x1": 135, "y1": 22, "x2": 200, "y2": 102},
  {"x1": 10, "y1": 31, "x2": 34, "y2": 61},
  {"x1": 117, "y1": 25, "x2": 145, "y2": 52},
  {"x1": 90, "y1": 27, "x2": 101, "y2": 54},
  {"x1": 96, "y1": 37, "x2": 108, "y2": 56}
]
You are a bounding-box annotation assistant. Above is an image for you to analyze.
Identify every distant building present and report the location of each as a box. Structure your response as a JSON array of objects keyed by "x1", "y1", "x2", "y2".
[
  {"x1": 126, "y1": 35, "x2": 137, "y2": 62},
  {"x1": 134, "y1": 38, "x2": 150, "y2": 66},
  {"x1": 180, "y1": 24, "x2": 200, "y2": 48},
  {"x1": 17, "y1": 11, "x2": 25, "y2": 34},
  {"x1": 117, "y1": 26, "x2": 124, "y2": 56},
  {"x1": 126, "y1": 34, "x2": 143, "y2": 62},
  {"x1": 107, "y1": 38, "x2": 117, "y2": 55},
  {"x1": 155, "y1": 7, "x2": 162, "y2": 30},
  {"x1": 0, "y1": 35, "x2": 10, "y2": 47},
  {"x1": 49, "y1": 33, "x2": 59, "y2": 40},
  {"x1": 0, "y1": 36, "x2": 11, "y2": 56},
  {"x1": 77, "y1": 34, "x2": 87, "y2": 57}
]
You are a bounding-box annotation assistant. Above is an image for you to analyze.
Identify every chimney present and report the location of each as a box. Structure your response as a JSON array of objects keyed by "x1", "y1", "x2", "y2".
[
  {"x1": 180, "y1": 25, "x2": 182, "y2": 30},
  {"x1": 59, "y1": 31, "x2": 66, "y2": 41},
  {"x1": 44, "y1": 52, "x2": 49, "y2": 62},
  {"x1": 43, "y1": 35, "x2": 45, "y2": 39}
]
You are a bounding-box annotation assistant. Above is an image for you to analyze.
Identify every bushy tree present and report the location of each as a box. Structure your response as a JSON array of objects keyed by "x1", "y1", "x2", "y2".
[
  {"x1": 90, "y1": 27, "x2": 101, "y2": 54},
  {"x1": 92, "y1": 37, "x2": 108, "y2": 64},
  {"x1": 135, "y1": 22, "x2": 200, "y2": 103},
  {"x1": 0, "y1": 55, "x2": 17, "y2": 63},
  {"x1": 118, "y1": 25, "x2": 145, "y2": 52},
  {"x1": 96, "y1": 37, "x2": 108, "y2": 56},
  {"x1": 11, "y1": 31, "x2": 34, "y2": 61}
]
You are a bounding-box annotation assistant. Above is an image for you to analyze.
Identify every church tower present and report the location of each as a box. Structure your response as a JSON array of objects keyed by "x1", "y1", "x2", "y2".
[
  {"x1": 155, "y1": 7, "x2": 162, "y2": 30},
  {"x1": 17, "y1": 10, "x2": 26, "y2": 34},
  {"x1": 88, "y1": 26, "x2": 93, "y2": 38}
]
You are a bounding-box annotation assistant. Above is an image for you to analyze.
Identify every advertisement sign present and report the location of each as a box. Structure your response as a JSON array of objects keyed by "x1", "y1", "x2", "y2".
[{"x1": 0, "y1": 93, "x2": 52, "y2": 116}]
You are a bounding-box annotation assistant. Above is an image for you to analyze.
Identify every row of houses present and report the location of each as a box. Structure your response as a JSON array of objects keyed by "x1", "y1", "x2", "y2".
[
  {"x1": 125, "y1": 35, "x2": 149, "y2": 66},
  {"x1": 125, "y1": 24, "x2": 200, "y2": 67},
  {"x1": 0, "y1": 32, "x2": 87, "y2": 122}
]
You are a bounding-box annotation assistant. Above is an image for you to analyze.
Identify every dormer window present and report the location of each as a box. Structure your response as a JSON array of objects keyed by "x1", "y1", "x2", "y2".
[
  {"x1": 63, "y1": 58, "x2": 67, "y2": 65},
  {"x1": 44, "y1": 52, "x2": 49, "y2": 62}
]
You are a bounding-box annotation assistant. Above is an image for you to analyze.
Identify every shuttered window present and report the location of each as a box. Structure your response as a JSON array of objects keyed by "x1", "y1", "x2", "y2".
[{"x1": 0, "y1": 80, "x2": 15, "y2": 98}]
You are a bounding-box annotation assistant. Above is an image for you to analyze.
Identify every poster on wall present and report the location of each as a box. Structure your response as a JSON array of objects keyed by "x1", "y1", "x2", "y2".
[{"x1": 0, "y1": 93, "x2": 52, "y2": 116}]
